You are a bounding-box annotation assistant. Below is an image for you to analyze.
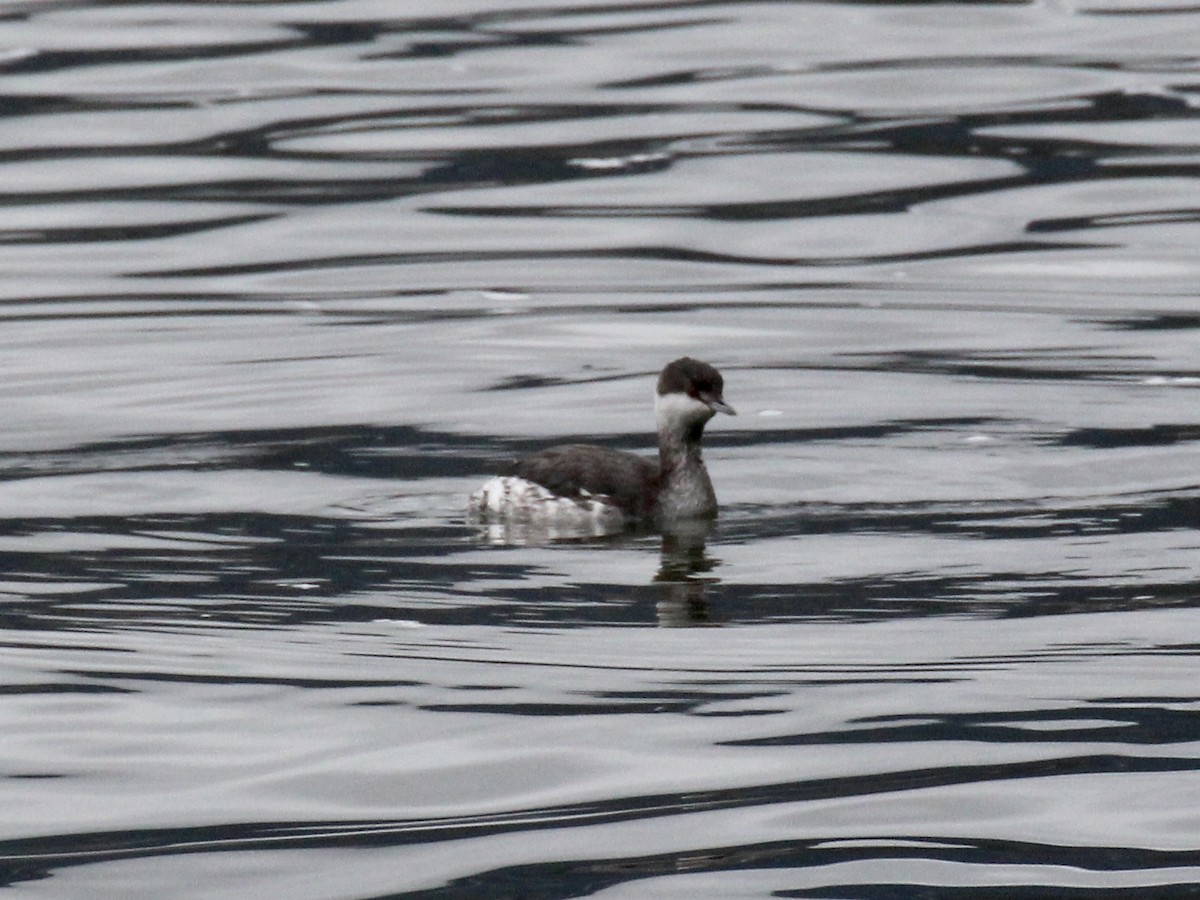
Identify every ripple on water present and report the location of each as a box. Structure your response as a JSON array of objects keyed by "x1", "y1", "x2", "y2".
[
  {"x1": 1, "y1": 612, "x2": 1196, "y2": 896},
  {"x1": 3, "y1": 0, "x2": 1200, "y2": 897}
]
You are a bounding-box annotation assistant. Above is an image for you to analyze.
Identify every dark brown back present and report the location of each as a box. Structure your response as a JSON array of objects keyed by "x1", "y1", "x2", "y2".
[{"x1": 507, "y1": 444, "x2": 659, "y2": 519}]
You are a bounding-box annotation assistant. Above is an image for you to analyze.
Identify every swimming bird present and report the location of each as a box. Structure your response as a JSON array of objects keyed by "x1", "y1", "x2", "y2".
[{"x1": 469, "y1": 357, "x2": 735, "y2": 534}]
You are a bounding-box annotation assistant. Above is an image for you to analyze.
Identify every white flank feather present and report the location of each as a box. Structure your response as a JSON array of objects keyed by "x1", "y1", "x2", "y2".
[{"x1": 468, "y1": 476, "x2": 627, "y2": 542}]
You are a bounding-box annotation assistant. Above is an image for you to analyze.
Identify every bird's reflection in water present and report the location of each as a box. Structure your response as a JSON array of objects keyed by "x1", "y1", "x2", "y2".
[
  {"x1": 654, "y1": 519, "x2": 721, "y2": 627},
  {"x1": 467, "y1": 511, "x2": 724, "y2": 626}
]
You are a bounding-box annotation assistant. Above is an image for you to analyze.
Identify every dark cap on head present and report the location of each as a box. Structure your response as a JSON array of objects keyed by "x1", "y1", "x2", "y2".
[{"x1": 657, "y1": 357, "x2": 735, "y2": 415}]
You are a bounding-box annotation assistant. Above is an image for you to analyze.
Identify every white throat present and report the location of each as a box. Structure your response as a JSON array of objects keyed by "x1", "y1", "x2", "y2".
[{"x1": 654, "y1": 391, "x2": 715, "y2": 438}]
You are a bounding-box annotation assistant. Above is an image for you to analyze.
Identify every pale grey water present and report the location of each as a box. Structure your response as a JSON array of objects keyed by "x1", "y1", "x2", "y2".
[{"x1": 2, "y1": 1, "x2": 1200, "y2": 897}]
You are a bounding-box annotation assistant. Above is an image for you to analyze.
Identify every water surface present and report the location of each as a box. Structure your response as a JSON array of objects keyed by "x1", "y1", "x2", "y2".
[{"x1": 2, "y1": 1, "x2": 1199, "y2": 897}]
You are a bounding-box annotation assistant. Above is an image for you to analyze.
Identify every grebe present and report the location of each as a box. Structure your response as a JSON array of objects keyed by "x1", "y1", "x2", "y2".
[{"x1": 469, "y1": 357, "x2": 735, "y2": 533}]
